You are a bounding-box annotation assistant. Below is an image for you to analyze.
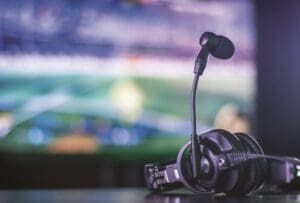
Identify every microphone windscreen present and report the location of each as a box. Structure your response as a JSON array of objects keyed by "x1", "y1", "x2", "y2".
[{"x1": 210, "y1": 35, "x2": 235, "y2": 60}]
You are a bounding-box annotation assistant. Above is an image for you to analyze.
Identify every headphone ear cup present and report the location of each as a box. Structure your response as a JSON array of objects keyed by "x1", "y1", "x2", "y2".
[
  {"x1": 233, "y1": 133, "x2": 266, "y2": 194},
  {"x1": 207, "y1": 129, "x2": 246, "y2": 194}
]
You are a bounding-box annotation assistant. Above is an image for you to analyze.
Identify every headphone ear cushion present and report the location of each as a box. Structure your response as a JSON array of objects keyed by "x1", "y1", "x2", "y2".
[{"x1": 233, "y1": 133, "x2": 266, "y2": 194}]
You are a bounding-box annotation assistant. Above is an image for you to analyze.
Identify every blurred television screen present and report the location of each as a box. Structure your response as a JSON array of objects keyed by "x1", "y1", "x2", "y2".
[{"x1": 0, "y1": 0, "x2": 255, "y2": 156}]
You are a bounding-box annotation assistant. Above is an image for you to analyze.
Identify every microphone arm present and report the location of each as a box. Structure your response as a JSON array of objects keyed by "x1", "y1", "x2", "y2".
[{"x1": 191, "y1": 47, "x2": 209, "y2": 178}]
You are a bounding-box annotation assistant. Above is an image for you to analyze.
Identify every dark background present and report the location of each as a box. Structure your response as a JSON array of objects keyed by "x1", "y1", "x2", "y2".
[
  {"x1": 1, "y1": 0, "x2": 300, "y2": 189},
  {"x1": 256, "y1": 0, "x2": 300, "y2": 156}
]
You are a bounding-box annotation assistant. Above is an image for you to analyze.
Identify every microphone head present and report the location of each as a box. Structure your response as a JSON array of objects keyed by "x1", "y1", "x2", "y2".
[{"x1": 199, "y1": 32, "x2": 235, "y2": 59}]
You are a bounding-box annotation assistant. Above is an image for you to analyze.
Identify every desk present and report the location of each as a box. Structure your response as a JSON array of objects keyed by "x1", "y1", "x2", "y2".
[{"x1": 1, "y1": 189, "x2": 300, "y2": 203}]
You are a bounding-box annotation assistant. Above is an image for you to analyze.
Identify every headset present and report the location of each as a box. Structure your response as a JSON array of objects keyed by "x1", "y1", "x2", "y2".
[{"x1": 144, "y1": 32, "x2": 300, "y2": 196}]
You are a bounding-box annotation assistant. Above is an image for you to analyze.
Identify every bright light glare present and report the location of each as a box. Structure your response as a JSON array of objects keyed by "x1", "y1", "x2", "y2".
[
  {"x1": 110, "y1": 79, "x2": 144, "y2": 122},
  {"x1": 0, "y1": 113, "x2": 13, "y2": 138}
]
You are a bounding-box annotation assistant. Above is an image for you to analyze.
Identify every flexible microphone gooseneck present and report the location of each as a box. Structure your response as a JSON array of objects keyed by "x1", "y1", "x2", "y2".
[{"x1": 191, "y1": 32, "x2": 235, "y2": 178}]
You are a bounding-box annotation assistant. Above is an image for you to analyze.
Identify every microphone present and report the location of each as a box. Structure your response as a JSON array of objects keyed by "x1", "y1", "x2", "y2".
[
  {"x1": 194, "y1": 32, "x2": 235, "y2": 75},
  {"x1": 199, "y1": 32, "x2": 235, "y2": 60},
  {"x1": 191, "y1": 32, "x2": 235, "y2": 179}
]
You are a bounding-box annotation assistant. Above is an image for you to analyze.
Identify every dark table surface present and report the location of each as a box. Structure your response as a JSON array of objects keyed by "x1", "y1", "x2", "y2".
[{"x1": 1, "y1": 188, "x2": 300, "y2": 203}]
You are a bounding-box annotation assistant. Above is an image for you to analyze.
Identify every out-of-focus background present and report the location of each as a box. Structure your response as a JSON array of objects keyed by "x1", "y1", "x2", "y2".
[{"x1": 0, "y1": 0, "x2": 299, "y2": 189}]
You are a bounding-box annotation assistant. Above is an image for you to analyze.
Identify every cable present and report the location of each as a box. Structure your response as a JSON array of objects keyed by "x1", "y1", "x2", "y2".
[{"x1": 224, "y1": 152, "x2": 300, "y2": 168}]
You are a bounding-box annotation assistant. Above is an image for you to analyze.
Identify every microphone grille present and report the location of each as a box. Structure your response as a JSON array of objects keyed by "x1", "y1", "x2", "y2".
[{"x1": 210, "y1": 35, "x2": 235, "y2": 59}]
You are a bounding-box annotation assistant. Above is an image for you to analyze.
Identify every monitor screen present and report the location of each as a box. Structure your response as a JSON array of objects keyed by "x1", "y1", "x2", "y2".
[{"x1": 0, "y1": 0, "x2": 255, "y2": 157}]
